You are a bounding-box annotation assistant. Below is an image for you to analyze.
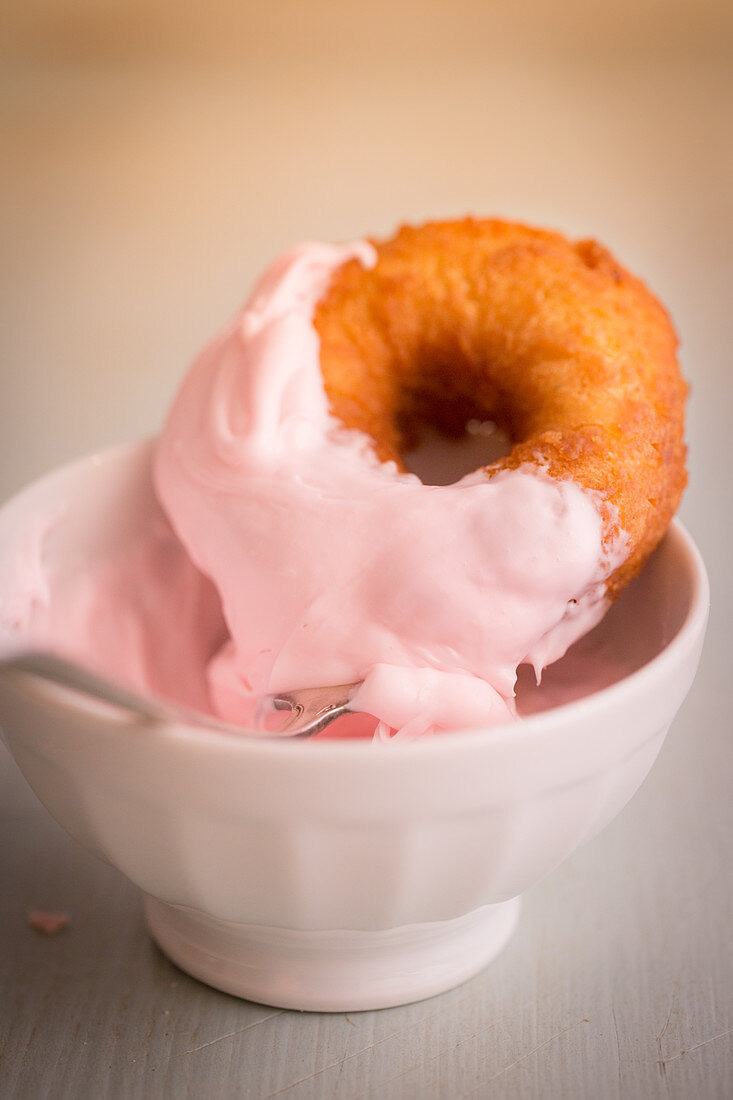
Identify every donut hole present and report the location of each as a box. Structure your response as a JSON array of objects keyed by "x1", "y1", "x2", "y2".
[
  {"x1": 403, "y1": 420, "x2": 512, "y2": 486},
  {"x1": 393, "y1": 362, "x2": 513, "y2": 485},
  {"x1": 320, "y1": 322, "x2": 525, "y2": 485}
]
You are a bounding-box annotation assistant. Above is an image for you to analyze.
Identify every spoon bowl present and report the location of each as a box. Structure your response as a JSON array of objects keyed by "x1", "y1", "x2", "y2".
[{"x1": 0, "y1": 652, "x2": 359, "y2": 739}]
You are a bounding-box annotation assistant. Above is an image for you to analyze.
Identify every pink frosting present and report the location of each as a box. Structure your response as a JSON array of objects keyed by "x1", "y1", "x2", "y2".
[
  {"x1": 153, "y1": 241, "x2": 629, "y2": 739},
  {"x1": 154, "y1": 240, "x2": 629, "y2": 739},
  {"x1": 0, "y1": 508, "x2": 226, "y2": 714}
]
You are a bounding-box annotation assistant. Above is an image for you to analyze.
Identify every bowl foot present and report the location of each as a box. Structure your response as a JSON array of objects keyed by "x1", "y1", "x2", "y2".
[{"x1": 144, "y1": 894, "x2": 521, "y2": 1011}]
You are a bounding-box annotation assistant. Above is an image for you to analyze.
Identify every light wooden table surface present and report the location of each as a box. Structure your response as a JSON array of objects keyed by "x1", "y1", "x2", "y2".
[{"x1": 1, "y1": 6, "x2": 731, "y2": 1096}]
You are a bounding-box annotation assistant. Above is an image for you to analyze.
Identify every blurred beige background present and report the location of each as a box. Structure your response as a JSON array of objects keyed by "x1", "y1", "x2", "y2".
[{"x1": 2, "y1": 1, "x2": 731, "y2": 523}]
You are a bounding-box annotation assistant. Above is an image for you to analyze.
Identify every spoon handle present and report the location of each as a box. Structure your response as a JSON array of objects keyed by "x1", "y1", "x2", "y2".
[{"x1": 0, "y1": 652, "x2": 359, "y2": 739}]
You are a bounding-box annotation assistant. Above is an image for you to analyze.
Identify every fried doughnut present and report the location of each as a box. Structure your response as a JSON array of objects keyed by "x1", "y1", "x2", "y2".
[{"x1": 314, "y1": 218, "x2": 687, "y2": 599}]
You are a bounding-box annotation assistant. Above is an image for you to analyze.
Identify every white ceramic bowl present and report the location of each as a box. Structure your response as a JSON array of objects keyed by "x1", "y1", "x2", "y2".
[{"x1": 0, "y1": 443, "x2": 709, "y2": 1011}]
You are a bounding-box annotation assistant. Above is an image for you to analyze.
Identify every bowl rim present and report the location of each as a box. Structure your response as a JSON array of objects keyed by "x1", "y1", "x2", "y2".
[{"x1": 0, "y1": 439, "x2": 710, "y2": 761}]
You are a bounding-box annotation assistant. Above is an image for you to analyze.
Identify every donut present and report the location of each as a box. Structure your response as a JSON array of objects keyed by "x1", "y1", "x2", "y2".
[
  {"x1": 155, "y1": 219, "x2": 689, "y2": 737},
  {"x1": 314, "y1": 218, "x2": 687, "y2": 600}
]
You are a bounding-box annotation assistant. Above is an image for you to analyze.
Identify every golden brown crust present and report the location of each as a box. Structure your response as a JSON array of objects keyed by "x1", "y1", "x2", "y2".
[{"x1": 313, "y1": 218, "x2": 687, "y2": 598}]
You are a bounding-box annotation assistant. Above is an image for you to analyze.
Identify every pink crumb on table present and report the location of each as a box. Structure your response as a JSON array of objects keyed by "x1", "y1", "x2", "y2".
[{"x1": 26, "y1": 910, "x2": 70, "y2": 935}]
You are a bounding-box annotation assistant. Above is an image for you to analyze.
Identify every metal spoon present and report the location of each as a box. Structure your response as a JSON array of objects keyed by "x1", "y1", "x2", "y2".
[{"x1": 0, "y1": 652, "x2": 360, "y2": 739}]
